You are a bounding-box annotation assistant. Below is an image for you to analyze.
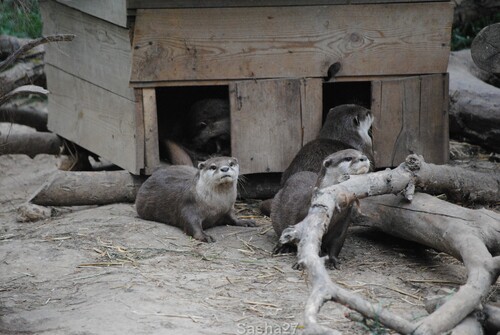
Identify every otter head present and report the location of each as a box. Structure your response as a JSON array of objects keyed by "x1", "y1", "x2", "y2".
[
  {"x1": 317, "y1": 149, "x2": 371, "y2": 189},
  {"x1": 319, "y1": 104, "x2": 374, "y2": 156},
  {"x1": 197, "y1": 156, "x2": 239, "y2": 188},
  {"x1": 187, "y1": 99, "x2": 231, "y2": 155}
]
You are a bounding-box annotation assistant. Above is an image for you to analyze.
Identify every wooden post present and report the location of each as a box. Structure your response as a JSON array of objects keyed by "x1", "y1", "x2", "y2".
[{"x1": 142, "y1": 88, "x2": 160, "y2": 174}]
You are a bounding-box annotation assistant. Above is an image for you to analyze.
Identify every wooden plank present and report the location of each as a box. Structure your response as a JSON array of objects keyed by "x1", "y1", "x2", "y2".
[
  {"x1": 41, "y1": 0, "x2": 134, "y2": 99},
  {"x1": 131, "y1": 3, "x2": 453, "y2": 82},
  {"x1": 134, "y1": 89, "x2": 145, "y2": 172},
  {"x1": 372, "y1": 75, "x2": 448, "y2": 168},
  {"x1": 127, "y1": 0, "x2": 447, "y2": 10},
  {"x1": 45, "y1": 65, "x2": 140, "y2": 174},
  {"x1": 300, "y1": 78, "x2": 323, "y2": 145},
  {"x1": 372, "y1": 77, "x2": 421, "y2": 167},
  {"x1": 229, "y1": 79, "x2": 302, "y2": 174},
  {"x1": 419, "y1": 74, "x2": 449, "y2": 164},
  {"x1": 54, "y1": 0, "x2": 128, "y2": 27},
  {"x1": 142, "y1": 88, "x2": 160, "y2": 173}
]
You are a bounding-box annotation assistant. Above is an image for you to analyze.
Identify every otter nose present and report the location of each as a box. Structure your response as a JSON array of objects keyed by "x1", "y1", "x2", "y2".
[{"x1": 220, "y1": 166, "x2": 229, "y2": 173}]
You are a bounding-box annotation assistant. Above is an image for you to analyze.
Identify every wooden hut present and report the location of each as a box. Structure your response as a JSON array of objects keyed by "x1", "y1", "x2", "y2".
[{"x1": 40, "y1": 0, "x2": 453, "y2": 175}]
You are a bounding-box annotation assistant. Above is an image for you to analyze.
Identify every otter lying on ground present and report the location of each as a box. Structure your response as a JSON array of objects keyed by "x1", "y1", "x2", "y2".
[{"x1": 135, "y1": 156, "x2": 255, "y2": 242}]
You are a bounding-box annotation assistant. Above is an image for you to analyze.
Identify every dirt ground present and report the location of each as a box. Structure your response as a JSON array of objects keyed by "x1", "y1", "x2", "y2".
[{"x1": 1, "y1": 124, "x2": 499, "y2": 335}]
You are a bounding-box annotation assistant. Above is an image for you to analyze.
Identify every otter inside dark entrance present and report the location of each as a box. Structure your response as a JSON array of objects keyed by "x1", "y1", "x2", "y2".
[{"x1": 155, "y1": 85, "x2": 230, "y2": 164}]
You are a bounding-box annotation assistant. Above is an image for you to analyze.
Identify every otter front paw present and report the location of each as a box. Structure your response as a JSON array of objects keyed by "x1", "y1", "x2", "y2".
[
  {"x1": 235, "y1": 219, "x2": 256, "y2": 227},
  {"x1": 193, "y1": 232, "x2": 216, "y2": 243},
  {"x1": 272, "y1": 243, "x2": 297, "y2": 255}
]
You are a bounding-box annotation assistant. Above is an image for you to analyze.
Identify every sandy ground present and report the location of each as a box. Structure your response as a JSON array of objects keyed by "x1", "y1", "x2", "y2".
[{"x1": 1, "y1": 124, "x2": 499, "y2": 335}]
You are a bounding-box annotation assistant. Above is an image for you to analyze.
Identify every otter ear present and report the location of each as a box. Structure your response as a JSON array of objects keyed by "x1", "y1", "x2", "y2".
[
  {"x1": 198, "y1": 162, "x2": 205, "y2": 170},
  {"x1": 323, "y1": 159, "x2": 331, "y2": 168},
  {"x1": 353, "y1": 116, "x2": 360, "y2": 126},
  {"x1": 232, "y1": 157, "x2": 238, "y2": 164}
]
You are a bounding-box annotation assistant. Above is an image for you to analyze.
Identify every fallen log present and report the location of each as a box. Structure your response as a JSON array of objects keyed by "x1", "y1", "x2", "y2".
[
  {"x1": 0, "y1": 105, "x2": 48, "y2": 132},
  {"x1": 448, "y1": 50, "x2": 500, "y2": 152},
  {"x1": 28, "y1": 170, "x2": 145, "y2": 206},
  {"x1": 0, "y1": 60, "x2": 44, "y2": 97},
  {"x1": 278, "y1": 155, "x2": 500, "y2": 335},
  {"x1": 471, "y1": 23, "x2": 500, "y2": 75},
  {"x1": 0, "y1": 131, "x2": 63, "y2": 157}
]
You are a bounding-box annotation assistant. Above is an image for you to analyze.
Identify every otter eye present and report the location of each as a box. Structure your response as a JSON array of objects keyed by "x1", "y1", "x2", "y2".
[
  {"x1": 323, "y1": 160, "x2": 331, "y2": 168},
  {"x1": 198, "y1": 122, "x2": 207, "y2": 130},
  {"x1": 210, "y1": 165, "x2": 217, "y2": 170},
  {"x1": 229, "y1": 161, "x2": 235, "y2": 167},
  {"x1": 343, "y1": 157, "x2": 353, "y2": 162}
]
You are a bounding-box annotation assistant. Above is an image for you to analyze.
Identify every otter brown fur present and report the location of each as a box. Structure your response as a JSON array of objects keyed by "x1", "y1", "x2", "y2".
[
  {"x1": 135, "y1": 156, "x2": 255, "y2": 242},
  {"x1": 271, "y1": 149, "x2": 370, "y2": 267},
  {"x1": 280, "y1": 104, "x2": 373, "y2": 186}
]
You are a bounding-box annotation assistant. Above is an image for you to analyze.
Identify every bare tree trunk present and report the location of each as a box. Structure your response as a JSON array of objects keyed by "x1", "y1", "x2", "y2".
[
  {"x1": 448, "y1": 50, "x2": 500, "y2": 152},
  {"x1": 28, "y1": 170, "x2": 145, "y2": 206}
]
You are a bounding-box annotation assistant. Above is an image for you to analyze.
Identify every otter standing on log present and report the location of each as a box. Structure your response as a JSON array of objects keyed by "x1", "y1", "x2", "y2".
[
  {"x1": 280, "y1": 104, "x2": 373, "y2": 186},
  {"x1": 135, "y1": 156, "x2": 255, "y2": 242},
  {"x1": 272, "y1": 149, "x2": 370, "y2": 267}
]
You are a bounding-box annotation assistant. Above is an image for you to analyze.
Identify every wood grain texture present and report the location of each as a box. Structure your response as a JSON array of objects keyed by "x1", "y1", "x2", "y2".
[
  {"x1": 142, "y1": 88, "x2": 160, "y2": 174},
  {"x1": 127, "y1": 0, "x2": 447, "y2": 10},
  {"x1": 229, "y1": 79, "x2": 302, "y2": 174},
  {"x1": 300, "y1": 78, "x2": 323, "y2": 146},
  {"x1": 131, "y1": 3, "x2": 452, "y2": 82},
  {"x1": 134, "y1": 89, "x2": 145, "y2": 172},
  {"x1": 419, "y1": 74, "x2": 449, "y2": 164},
  {"x1": 45, "y1": 65, "x2": 140, "y2": 174},
  {"x1": 41, "y1": 0, "x2": 134, "y2": 99},
  {"x1": 54, "y1": 0, "x2": 128, "y2": 27},
  {"x1": 471, "y1": 23, "x2": 500, "y2": 74},
  {"x1": 371, "y1": 74, "x2": 448, "y2": 168}
]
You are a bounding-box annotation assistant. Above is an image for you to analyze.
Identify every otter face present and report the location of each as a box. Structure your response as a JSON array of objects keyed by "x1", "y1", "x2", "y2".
[
  {"x1": 198, "y1": 157, "x2": 239, "y2": 186},
  {"x1": 188, "y1": 99, "x2": 231, "y2": 155},
  {"x1": 319, "y1": 149, "x2": 370, "y2": 188}
]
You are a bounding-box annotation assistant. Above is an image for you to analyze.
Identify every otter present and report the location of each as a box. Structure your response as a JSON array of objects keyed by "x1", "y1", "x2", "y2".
[
  {"x1": 280, "y1": 104, "x2": 373, "y2": 186},
  {"x1": 186, "y1": 98, "x2": 231, "y2": 160},
  {"x1": 271, "y1": 149, "x2": 370, "y2": 268},
  {"x1": 135, "y1": 156, "x2": 255, "y2": 242}
]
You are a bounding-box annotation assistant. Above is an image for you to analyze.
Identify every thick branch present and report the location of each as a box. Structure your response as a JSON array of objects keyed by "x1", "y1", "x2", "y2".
[
  {"x1": 0, "y1": 132, "x2": 63, "y2": 157},
  {"x1": 0, "y1": 106, "x2": 48, "y2": 131},
  {"x1": 0, "y1": 34, "x2": 75, "y2": 72},
  {"x1": 281, "y1": 155, "x2": 500, "y2": 334},
  {"x1": 29, "y1": 170, "x2": 145, "y2": 206},
  {"x1": 0, "y1": 85, "x2": 49, "y2": 106},
  {"x1": 354, "y1": 194, "x2": 499, "y2": 334},
  {"x1": 0, "y1": 60, "x2": 45, "y2": 97}
]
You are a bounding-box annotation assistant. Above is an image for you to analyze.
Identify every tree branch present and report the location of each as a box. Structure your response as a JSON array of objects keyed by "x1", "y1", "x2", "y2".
[{"x1": 0, "y1": 34, "x2": 75, "y2": 72}]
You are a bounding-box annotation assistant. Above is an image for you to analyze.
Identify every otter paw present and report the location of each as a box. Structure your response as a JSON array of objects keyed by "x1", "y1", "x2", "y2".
[
  {"x1": 194, "y1": 232, "x2": 216, "y2": 243},
  {"x1": 272, "y1": 243, "x2": 297, "y2": 255},
  {"x1": 291, "y1": 261, "x2": 304, "y2": 271},
  {"x1": 326, "y1": 256, "x2": 341, "y2": 270},
  {"x1": 235, "y1": 219, "x2": 256, "y2": 227}
]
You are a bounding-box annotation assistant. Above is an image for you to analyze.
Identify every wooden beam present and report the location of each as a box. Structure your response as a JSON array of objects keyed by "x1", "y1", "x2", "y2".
[{"x1": 131, "y1": 3, "x2": 452, "y2": 82}]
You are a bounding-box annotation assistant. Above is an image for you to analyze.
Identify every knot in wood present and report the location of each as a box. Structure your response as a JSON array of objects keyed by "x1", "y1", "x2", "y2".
[{"x1": 405, "y1": 154, "x2": 423, "y2": 171}]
